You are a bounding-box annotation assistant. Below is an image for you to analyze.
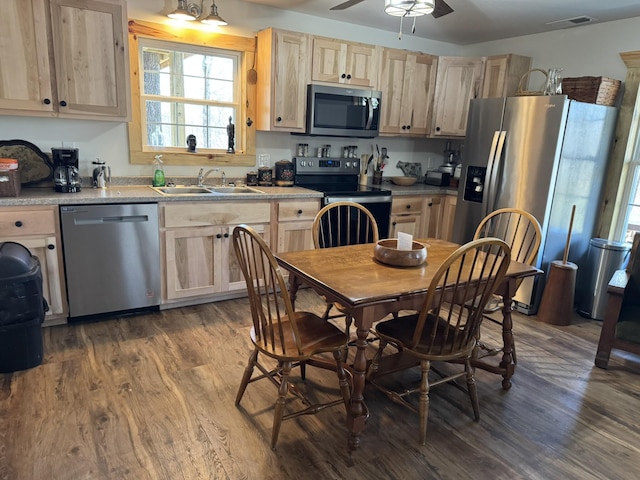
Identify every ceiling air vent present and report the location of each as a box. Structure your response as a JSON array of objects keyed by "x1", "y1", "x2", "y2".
[{"x1": 546, "y1": 16, "x2": 597, "y2": 29}]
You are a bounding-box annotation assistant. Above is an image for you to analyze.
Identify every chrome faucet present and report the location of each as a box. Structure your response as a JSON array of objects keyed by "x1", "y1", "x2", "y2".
[{"x1": 197, "y1": 167, "x2": 220, "y2": 186}]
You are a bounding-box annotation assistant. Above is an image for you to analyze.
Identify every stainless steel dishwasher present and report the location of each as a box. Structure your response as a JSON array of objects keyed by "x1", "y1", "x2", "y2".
[{"x1": 60, "y1": 204, "x2": 160, "y2": 319}]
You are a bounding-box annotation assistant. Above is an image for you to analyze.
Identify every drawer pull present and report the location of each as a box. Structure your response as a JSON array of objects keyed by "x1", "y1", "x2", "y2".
[
  {"x1": 406, "y1": 205, "x2": 411, "y2": 209},
  {"x1": 15, "y1": 220, "x2": 23, "y2": 227},
  {"x1": 297, "y1": 209, "x2": 303, "y2": 215},
  {"x1": 48, "y1": 244, "x2": 55, "y2": 250}
]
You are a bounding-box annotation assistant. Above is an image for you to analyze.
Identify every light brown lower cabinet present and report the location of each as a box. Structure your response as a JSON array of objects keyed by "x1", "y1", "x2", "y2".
[
  {"x1": 389, "y1": 194, "x2": 455, "y2": 241},
  {"x1": 160, "y1": 202, "x2": 271, "y2": 303},
  {"x1": 0, "y1": 206, "x2": 68, "y2": 326},
  {"x1": 160, "y1": 199, "x2": 319, "y2": 305},
  {"x1": 274, "y1": 199, "x2": 319, "y2": 253}
]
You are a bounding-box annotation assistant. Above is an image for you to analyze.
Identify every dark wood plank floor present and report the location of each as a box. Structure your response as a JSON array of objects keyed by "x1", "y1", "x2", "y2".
[{"x1": 1, "y1": 290, "x2": 639, "y2": 480}]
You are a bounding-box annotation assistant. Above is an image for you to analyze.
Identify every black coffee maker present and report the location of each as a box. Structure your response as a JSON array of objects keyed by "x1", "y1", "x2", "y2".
[{"x1": 52, "y1": 148, "x2": 81, "y2": 193}]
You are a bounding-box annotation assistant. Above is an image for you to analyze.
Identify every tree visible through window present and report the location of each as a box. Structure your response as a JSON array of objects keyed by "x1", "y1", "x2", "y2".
[{"x1": 140, "y1": 39, "x2": 239, "y2": 152}]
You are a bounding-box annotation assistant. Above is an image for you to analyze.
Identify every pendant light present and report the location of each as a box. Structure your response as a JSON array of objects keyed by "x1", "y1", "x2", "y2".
[
  {"x1": 167, "y1": 1, "x2": 227, "y2": 26},
  {"x1": 167, "y1": 0, "x2": 196, "y2": 21},
  {"x1": 201, "y1": 1, "x2": 227, "y2": 26}
]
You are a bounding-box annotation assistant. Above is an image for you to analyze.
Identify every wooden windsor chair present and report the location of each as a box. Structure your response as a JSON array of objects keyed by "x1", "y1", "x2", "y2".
[
  {"x1": 367, "y1": 238, "x2": 511, "y2": 445},
  {"x1": 472, "y1": 208, "x2": 541, "y2": 362},
  {"x1": 232, "y1": 225, "x2": 351, "y2": 449},
  {"x1": 312, "y1": 201, "x2": 380, "y2": 337}
]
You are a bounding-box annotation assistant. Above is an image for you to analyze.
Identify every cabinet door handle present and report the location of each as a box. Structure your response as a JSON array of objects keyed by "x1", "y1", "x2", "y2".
[
  {"x1": 223, "y1": 233, "x2": 229, "y2": 238},
  {"x1": 341, "y1": 73, "x2": 346, "y2": 79},
  {"x1": 47, "y1": 244, "x2": 55, "y2": 250},
  {"x1": 15, "y1": 220, "x2": 23, "y2": 227},
  {"x1": 216, "y1": 233, "x2": 222, "y2": 239},
  {"x1": 346, "y1": 74, "x2": 351, "y2": 80},
  {"x1": 428, "y1": 202, "x2": 433, "y2": 207},
  {"x1": 435, "y1": 126, "x2": 441, "y2": 132},
  {"x1": 276, "y1": 116, "x2": 282, "y2": 122},
  {"x1": 60, "y1": 100, "x2": 67, "y2": 107},
  {"x1": 43, "y1": 98, "x2": 51, "y2": 105},
  {"x1": 392, "y1": 222, "x2": 397, "y2": 226}
]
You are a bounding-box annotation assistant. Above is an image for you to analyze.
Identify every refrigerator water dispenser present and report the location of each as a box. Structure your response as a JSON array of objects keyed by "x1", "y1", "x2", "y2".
[{"x1": 463, "y1": 166, "x2": 486, "y2": 203}]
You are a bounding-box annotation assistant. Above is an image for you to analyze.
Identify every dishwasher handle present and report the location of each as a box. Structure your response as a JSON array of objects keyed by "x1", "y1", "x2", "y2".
[{"x1": 74, "y1": 215, "x2": 149, "y2": 226}]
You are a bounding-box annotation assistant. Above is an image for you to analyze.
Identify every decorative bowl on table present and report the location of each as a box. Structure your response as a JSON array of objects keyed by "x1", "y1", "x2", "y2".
[
  {"x1": 373, "y1": 239, "x2": 428, "y2": 267},
  {"x1": 391, "y1": 176, "x2": 417, "y2": 186}
]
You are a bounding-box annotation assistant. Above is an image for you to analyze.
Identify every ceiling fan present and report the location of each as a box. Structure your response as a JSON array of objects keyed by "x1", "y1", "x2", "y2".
[{"x1": 330, "y1": 0, "x2": 454, "y2": 19}]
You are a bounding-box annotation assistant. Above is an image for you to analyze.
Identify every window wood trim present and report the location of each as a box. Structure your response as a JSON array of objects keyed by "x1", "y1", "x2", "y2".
[{"x1": 127, "y1": 19, "x2": 256, "y2": 167}]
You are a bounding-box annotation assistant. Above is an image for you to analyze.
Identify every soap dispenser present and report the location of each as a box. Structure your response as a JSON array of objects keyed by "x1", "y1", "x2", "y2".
[{"x1": 152, "y1": 155, "x2": 165, "y2": 187}]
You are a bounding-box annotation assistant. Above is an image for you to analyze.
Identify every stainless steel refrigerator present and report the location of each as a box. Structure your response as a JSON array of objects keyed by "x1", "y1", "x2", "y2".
[{"x1": 452, "y1": 95, "x2": 618, "y2": 314}]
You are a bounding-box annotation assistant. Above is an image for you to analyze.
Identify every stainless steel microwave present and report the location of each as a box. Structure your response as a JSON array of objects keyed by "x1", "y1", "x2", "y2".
[{"x1": 305, "y1": 84, "x2": 381, "y2": 138}]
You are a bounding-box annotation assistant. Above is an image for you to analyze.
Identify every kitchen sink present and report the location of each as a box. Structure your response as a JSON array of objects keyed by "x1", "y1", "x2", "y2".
[
  {"x1": 208, "y1": 186, "x2": 262, "y2": 194},
  {"x1": 153, "y1": 186, "x2": 216, "y2": 195},
  {"x1": 151, "y1": 185, "x2": 262, "y2": 195}
]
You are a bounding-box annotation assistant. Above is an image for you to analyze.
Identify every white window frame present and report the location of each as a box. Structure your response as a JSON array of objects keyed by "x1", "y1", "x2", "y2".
[
  {"x1": 138, "y1": 38, "x2": 241, "y2": 154},
  {"x1": 611, "y1": 90, "x2": 640, "y2": 242}
]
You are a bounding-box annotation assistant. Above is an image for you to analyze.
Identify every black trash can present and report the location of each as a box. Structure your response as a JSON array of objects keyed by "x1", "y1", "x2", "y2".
[{"x1": 0, "y1": 242, "x2": 46, "y2": 373}]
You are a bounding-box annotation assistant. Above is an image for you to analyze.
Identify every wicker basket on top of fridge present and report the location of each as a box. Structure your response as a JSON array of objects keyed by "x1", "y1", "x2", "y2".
[{"x1": 561, "y1": 76, "x2": 621, "y2": 106}]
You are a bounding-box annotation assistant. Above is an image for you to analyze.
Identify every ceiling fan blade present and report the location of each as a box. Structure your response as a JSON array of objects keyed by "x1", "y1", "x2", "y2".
[
  {"x1": 330, "y1": 0, "x2": 367, "y2": 11},
  {"x1": 432, "y1": 0, "x2": 454, "y2": 18}
]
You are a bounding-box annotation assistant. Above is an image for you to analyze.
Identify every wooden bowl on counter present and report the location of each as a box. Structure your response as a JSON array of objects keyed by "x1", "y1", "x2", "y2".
[
  {"x1": 373, "y1": 239, "x2": 428, "y2": 267},
  {"x1": 391, "y1": 176, "x2": 418, "y2": 186}
]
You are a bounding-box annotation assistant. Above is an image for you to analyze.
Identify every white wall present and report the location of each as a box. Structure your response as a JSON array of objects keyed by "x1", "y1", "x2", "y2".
[{"x1": 1, "y1": 0, "x2": 638, "y2": 181}]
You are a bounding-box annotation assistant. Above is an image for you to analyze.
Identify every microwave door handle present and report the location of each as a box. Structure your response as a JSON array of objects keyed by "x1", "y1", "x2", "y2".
[
  {"x1": 486, "y1": 130, "x2": 506, "y2": 215},
  {"x1": 365, "y1": 97, "x2": 374, "y2": 129}
]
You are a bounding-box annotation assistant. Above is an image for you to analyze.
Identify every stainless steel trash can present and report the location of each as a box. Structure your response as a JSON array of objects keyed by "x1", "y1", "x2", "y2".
[{"x1": 578, "y1": 238, "x2": 631, "y2": 320}]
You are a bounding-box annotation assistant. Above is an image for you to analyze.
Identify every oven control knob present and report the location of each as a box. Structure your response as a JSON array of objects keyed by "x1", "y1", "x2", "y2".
[
  {"x1": 345, "y1": 162, "x2": 351, "y2": 168},
  {"x1": 308, "y1": 160, "x2": 314, "y2": 167},
  {"x1": 300, "y1": 160, "x2": 306, "y2": 167}
]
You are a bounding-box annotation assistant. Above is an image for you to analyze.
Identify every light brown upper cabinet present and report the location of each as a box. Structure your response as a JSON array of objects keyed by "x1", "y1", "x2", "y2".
[
  {"x1": 311, "y1": 37, "x2": 378, "y2": 87},
  {"x1": 0, "y1": 0, "x2": 130, "y2": 121},
  {"x1": 431, "y1": 56, "x2": 485, "y2": 137},
  {"x1": 256, "y1": 28, "x2": 310, "y2": 133},
  {"x1": 378, "y1": 48, "x2": 438, "y2": 137},
  {"x1": 481, "y1": 54, "x2": 532, "y2": 98}
]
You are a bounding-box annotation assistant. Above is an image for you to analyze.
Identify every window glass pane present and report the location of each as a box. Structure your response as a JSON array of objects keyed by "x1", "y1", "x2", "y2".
[
  {"x1": 623, "y1": 166, "x2": 640, "y2": 243},
  {"x1": 140, "y1": 39, "x2": 239, "y2": 151},
  {"x1": 146, "y1": 100, "x2": 234, "y2": 149}
]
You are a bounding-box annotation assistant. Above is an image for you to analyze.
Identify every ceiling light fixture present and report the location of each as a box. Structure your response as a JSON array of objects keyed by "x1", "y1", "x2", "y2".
[
  {"x1": 384, "y1": 0, "x2": 434, "y2": 17},
  {"x1": 167, "y1": 0, "x2": 196, "y2": 21},
  {"x1": 167, "y1": 1, "x2": 227, "y2": 26},
  {"x1": 384, "y1": 0, "x2": 434, "y2": 39},
  {"x1": 201, "y1": 1, "x2": 227, "y2": 26}
]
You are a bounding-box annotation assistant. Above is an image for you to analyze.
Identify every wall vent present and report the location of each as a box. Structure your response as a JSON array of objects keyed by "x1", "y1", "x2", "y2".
[{"x1": 546, "y1": 16, "x2": 597, "y2": 29}]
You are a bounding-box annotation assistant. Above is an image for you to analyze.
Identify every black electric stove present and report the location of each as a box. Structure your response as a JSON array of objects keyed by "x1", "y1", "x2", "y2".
[{"x1": 293, "y1": 157, "x2": 391, "y2": 237}]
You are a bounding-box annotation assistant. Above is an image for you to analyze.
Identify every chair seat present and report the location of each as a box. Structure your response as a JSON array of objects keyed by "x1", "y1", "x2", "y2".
[
  {"x1": 376, "y1": 313, "x2": 473, "y2": 360},
  {"x1": 617, "y1": 304, "x2": 640, "y2": 344},
  {"x1": 251, "y1": 311, "x2": 347, "y2": 360}
]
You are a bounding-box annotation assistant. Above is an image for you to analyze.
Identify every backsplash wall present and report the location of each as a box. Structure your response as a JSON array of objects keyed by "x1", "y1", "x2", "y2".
[{"x1": 0, "y1": 116, "x2": 455, "y2": 184}]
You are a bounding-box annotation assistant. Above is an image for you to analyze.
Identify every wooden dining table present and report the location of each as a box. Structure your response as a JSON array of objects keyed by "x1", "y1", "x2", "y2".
[{"x1": 276, "y1": 238, "x2": 542, "y2": 451}]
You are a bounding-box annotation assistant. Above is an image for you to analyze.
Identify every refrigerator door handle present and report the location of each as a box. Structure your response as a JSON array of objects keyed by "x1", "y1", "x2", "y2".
[
  {"x1": 483, "y1": 130, "x2": 502, "y2": 217},
  {"x1": 486, "y1": 130, "x2": 507, "y2": 215}
]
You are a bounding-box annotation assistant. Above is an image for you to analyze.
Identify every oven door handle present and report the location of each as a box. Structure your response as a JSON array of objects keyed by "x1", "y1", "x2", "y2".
[
  {"x1": 325, "y1": 195, "x2": 391, "y2": 204},
  {"x1": 365, "y1": 97, "x2": 374, "y2": 130}
]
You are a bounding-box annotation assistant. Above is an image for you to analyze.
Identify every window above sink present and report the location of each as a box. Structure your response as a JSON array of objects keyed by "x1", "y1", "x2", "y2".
[{"x1": 127, "y1": 20, "x2": 257, "y2": 168}]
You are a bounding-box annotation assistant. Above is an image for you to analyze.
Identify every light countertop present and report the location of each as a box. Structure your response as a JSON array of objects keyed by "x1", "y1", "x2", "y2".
[{"x1": 0, "y1": 180, "x2": 457, "y2": 207}]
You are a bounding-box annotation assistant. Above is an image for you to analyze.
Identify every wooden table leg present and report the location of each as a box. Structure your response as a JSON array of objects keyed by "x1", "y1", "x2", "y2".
[
  {"x1": 347, "y1": 321, "x2": 369, "y2": 451},
  {"x1": 286, "y1": 273, "x2": 301, "y2": 309},
  {"x1": 498, "y1": 278, "x2": 517, "y2": 390}
]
